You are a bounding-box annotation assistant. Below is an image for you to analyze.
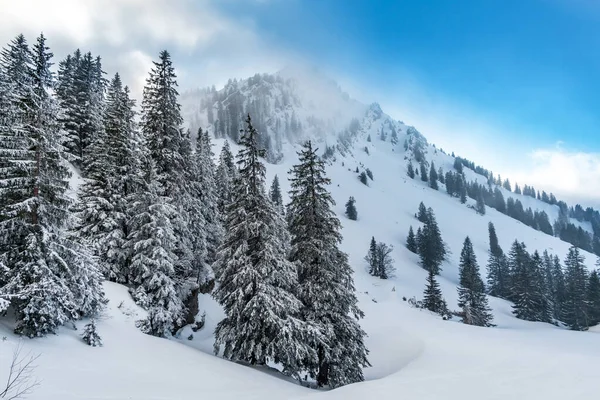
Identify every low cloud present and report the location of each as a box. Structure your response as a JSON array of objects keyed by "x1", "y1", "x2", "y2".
[
  {"x1": 0, "y1": 0, "x2": 291, "y2": 100},
  {"x1": 509, "y1": 145, "x2": 600, "y2": 206}
]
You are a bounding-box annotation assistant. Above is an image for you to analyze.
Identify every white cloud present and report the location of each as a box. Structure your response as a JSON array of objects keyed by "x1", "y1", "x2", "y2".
[
  {"x1": 0, "y1": 0, "x2": 291, "y2": 100},
  {"x1": 508, "y1": 146, "x2": 600, "y2": 206}
]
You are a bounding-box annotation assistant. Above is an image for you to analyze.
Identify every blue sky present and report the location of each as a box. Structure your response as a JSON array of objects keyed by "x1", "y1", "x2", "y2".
[
  {"x1": 1, "y1": 0, "x2": 599, "y2": 204},
  {"x1": 214, "y1": 0, "x2": 599, "y2": 152},
  {"x1": 210, "y1": 0, "x2": 600, "y2": 204}
]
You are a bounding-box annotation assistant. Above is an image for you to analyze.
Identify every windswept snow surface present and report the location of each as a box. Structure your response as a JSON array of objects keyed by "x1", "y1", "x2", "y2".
[{"x1": 1, "y1": 117, "x2": 599, "y2": 400}]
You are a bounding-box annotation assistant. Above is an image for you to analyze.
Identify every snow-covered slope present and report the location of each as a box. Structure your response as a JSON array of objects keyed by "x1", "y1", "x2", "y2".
[{"x1": 2, "y1": 71, "x2": 600, "y2": 400}]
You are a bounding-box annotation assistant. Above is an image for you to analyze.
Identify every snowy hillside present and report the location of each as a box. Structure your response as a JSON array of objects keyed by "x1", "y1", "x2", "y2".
[
  {"x1": 2, "y1": 127, "x2": 599, "y2": 400},
  {"x1": 2, "y1": 60, "x2": 600, "y2": 400}
]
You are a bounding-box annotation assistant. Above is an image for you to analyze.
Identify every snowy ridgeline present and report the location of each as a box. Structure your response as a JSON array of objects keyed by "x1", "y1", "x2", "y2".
[{"x1": 1, "y1": 32, "x2": 600, "y2": 400}]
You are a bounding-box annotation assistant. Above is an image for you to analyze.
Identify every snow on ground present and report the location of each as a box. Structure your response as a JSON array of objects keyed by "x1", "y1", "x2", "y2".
[{"x1": 1, "y1": 124, "x2": 599, "y2": 400}]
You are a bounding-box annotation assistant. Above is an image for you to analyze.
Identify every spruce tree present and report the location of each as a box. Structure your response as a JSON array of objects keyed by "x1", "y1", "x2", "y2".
[
  {"x1": 420, "y1": 162, "x2": 428, "y2": 182},
  {"x1": 128, "y1": 158, "x2": 183, "y2": 337},
  {"x1": 287, "y1": 140, "x2": 369, "y2": 388},
  {"x1": 417, "y1": 201, "x2": 428, "y2": 223},
  {"x1": 406, "y1": 226, "x2": 418, "y2": 253},
  {"x1": 586, "y1": 270, "x2": 600, "y2": 326},
  {"x1": 475, "y1": 190, "x2": 486, "y2": 215},
  {"x1": 423, "y1": 270, "x2": 450, "y2": 318},
  {"x1": 429, "y1": 163, "x2": 438, "y2": 190},
  {"x1": 407, "y1": 162, "x2": 415, "y2": 179},
  {"x1": 365, "y1": 237, "x2": 378, "y2": 276},
  {"x1": 551, "y1": 255, "x2": 566, "y2": 320},
  {"x1": 215, "y1": 139, "x2": 236, "y2": 215},
  {"x1": 486, "y1": 222, "x2": 510, "y2": 299},
  {"x1": 193, "y1": 128, "x2": 222, "y2": 272},
  {"x1": 345, "y1": 196, "x2": 358, "y2": 220},
  {"x1": 418, "y1": 208, "x2": 446, "y2": 275},
  {"x1": 213, "y1": 115, "x2": 314, "y2": 376},
  {"x1": 269, "y1": 174, "x2": 284, "y2": 214},
  {"x1": 0, "y1": 34, "x2": 105, "y2": 337},
  {"x1": 82, "y1": 318, "x2": 102, "y2": 347},
  {"x1": 562, "y1": 246, "x2": 589, "y2": 330},
  {"x1": 457, "y1": 237, "x2": 494, "y2": 327},
  {"x1": 511, "y1": 250, "x2": 551, "y2": 323},
  {"x1": 139, "y1": 50, "x2": 202, "y2": 316}
]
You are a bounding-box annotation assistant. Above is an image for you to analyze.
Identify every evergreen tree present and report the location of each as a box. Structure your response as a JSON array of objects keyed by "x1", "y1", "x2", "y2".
[
  {"x1": 365, "y1": 237, "x2": 378, "y2": 276},
  {"x1": 460, "y1": 178, "x2": 467, "y2": 204},
  {"x1": 475, "y1": 190, "x2": 486, "y2": 215},
  {"x1": 486, "y1": 222, "x2": 510, "y2": 299},
  {"x1": 420, "y1": 162, "x2": 428, "y2": 182},
  {"x1": 195, "y1": 128, "x2": 223, "y2": 269},
  {"x1": 562, "y1": 246, "x2": 589, "y2": 330},
  {"x1": 127, "y1": 158, "x2": 183, "y2": 337},
  {"x1": 345, "y1": 196, "x2": 358, "y2": 220},
  {"x1": 586, "y1": 270, "x2": 600, "y2": 326},
  {"x1": 82, "y1": 318, "x2": 102, "y2": 347},
  {"x1": 269, "y1": 174, "x2": 284, "y2": 214},
  {"x1": 423, "y1": 270, "x2": 450, "y2": 318},
  {"x1": 457, "y1": 237, "x2": 494, "y2": 327},
  {"x1": 511, "y1": 250, "x2": 551, "y2": 322},
  {"x1": 215, "y1": 140, "x2": 236, "y2": 215},
  {"x1": 417, "y1": 201, "x2": 428, "y2": 223},
  {"x1": 418, "y1": 208, "x2": 446, "y2": 275},
  {"x1": 75, "y1": 73, "x2": 139, "y2": 282},
  {"x1": 359, "y1": 171, "x2": 368, "y2": 185},
  {"x1": 368, "y1": 241, "x2": 394, "y2": 279},
  {"x1": 139, "y1": 50, "x2": 202, "y2": 318},
  {"x1": 551, "y1": 255, "x2": 566, "y2": 320},
  {"x1": 406, "y1": 226, "x2": 418, "y2": 253},
  {"x1": 287, "y1": 140, "x2": 369, "y2": 388},
  {"x1": 407, "y1": 162, "x2": 415, "y2": 179},
  {"x1": 213, "y1": 116, "x2": 314, "y2": 377},
  {"x1": 0, "y1": 34, "x2": 105, "y2": 337},
  {"x1": 429, "y1": 162, "x2": 438, "y2": 190}
]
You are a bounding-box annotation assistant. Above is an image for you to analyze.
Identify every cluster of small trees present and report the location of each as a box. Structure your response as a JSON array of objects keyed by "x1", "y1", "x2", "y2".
[
  {"x1": 365, "y1": 237, "x2": 395, "y2": 279},
  {"x1": 485, "y1": 222, "x2": 600, "y2": 330},
  {"x1": 406, "y1": 203, "x2": 493, "y2": 326}
]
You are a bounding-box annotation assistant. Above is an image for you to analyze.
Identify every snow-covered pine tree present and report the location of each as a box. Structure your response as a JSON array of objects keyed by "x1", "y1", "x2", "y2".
[
  {"x1": 475, "y1": 190, "x2": 486, "y2": 215},
  {"x1": 550, "y1": 255, "x2": 566, "y2": 320},
  {"x1": 269, "y1": 174, "x2": 284, "y2": 215},
  {"x1": 562, "y1": 246, "x2": 589, "y2": 330},
  {"x1": 407, "y1": 162, "x2": 415, "y2": 179},
  {"x1": 486, "y1": 222, "x2": 510, "y2": 298},
  {"x1": 140, "y1": 50, "x2": 203, "y2": 319},
  {"x1": 128, "y1": 157, "x2": 183, "y2": 337},
  {"x1": 418, "y1": 208, "x2": 446, "y2": 275},
  {"x1": 420, "y1": 162, "x2": 428, "y2": 182},
  {"x1": 213, "y1": 115, "x2": 314, "y2": 377},
  {"x1": 510, "y1": 245, "x2": 551, "y2": 322},
  {"x1": 61, "y1": 51, "x2": 106, "y2": 171},
  {"x1": 423, "y1": 270, "x2": 450, "y2": 318},
  {"x1": 75, "y1": 73, "x2": 142, "y2": 283},
  {"x1": 406, "y1": 226, "x2": 418, "y2": 253},
  {"x1": 417, "y1": 201, "x2": 428, "y2": 223},
  {"x1": 287, "y1": 140, "x2": 369, "y2": 388},
  {"x1": 365, "y1": 237, "x2": 377, "y2": 276},
  {"x1": 0, "y1": 34, "x2": 105, "y2": 337},
  {"x1": 82, "y1": 318, "x2": 102, "y2": 347},
  {"x1": 345, "y1": 196, "x2": 358, "y2": 220},
  {"x1": 429, "y1": 162, "x2": 438, "y2": 190},
  {"x1": 195, "y1": 128, "x2": 222, "y2": 269},
  {"x1": 457, "y1": 237, "x2": 494, "y2": 327},
  {"x1": 215, "y1": 139, "x2": 236, "y2": 215},
  {"x1": 586, "y1": 270, "x2": 600, "y2": 326}
]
